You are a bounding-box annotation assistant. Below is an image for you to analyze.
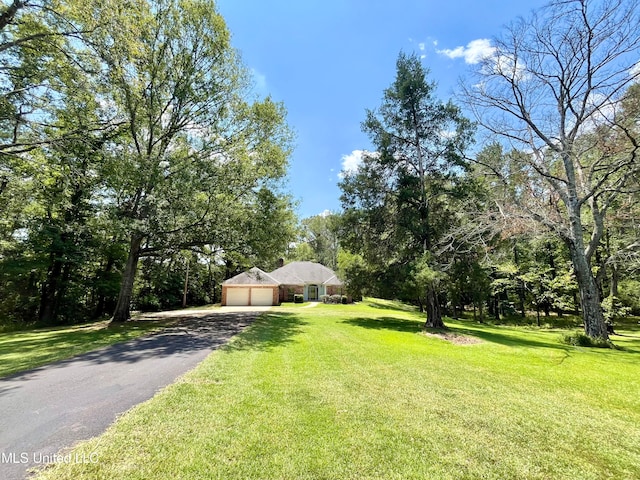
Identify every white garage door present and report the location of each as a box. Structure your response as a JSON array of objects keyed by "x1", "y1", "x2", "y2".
[
  {"x1": 251, "y1": 288, "x2": 274, "y2": 306},
  {"x1": 226, "y1": 288, "x2": 250, "y2": 306}
]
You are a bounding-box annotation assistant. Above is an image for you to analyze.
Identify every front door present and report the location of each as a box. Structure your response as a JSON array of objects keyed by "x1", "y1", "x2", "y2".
[{"x1": 308, "y1": 285, "x2": 318, "y2": 301}]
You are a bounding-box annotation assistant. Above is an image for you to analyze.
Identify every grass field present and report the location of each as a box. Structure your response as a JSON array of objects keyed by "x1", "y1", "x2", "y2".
[
  {"x1": 0, "y1": 317, "x2": 175, "y2": 378},
  {"x1": 33, "y1": 300, "x2": 640, "y2": 479}
]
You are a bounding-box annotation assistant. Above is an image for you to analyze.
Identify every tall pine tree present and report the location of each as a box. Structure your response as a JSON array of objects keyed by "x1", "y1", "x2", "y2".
[{"x1": 340, "y1": 53, "x2": 474, "y2": 328}]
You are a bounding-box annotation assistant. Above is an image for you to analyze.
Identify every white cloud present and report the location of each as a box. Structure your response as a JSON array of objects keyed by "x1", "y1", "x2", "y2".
[
  {"x1": 338, "y1": 150, "x2": 365, "y2": 179},
  {"x1": 418, "y1": 42, "x2": 426, "y2": 51},
  {"x1": 338, "y1": 150, "x2": 381, "y2": 179},
  {"x1": 578, "y1": 92, "x2": 619, "y2": 134},
  {"x1": 438, "y1": 39, "x2": 529, "y2": 81},
  {"x1": 492, "y1": 53, "x2": 528, "y2": 81},
  {"x1": 251, "y1": 68, "x2": 269, "y2": 96},
  {"x1": 439, "y1": 129, "x2": 457, "y2": 140},
  {"x1": 437, "y1": 38, "x2": 495, "y2": 64}
]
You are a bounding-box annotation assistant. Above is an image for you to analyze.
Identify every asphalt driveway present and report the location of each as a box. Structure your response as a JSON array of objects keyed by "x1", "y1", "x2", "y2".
[{"x1": 0, "y1": 307, "x2": 269, "y2": 480}]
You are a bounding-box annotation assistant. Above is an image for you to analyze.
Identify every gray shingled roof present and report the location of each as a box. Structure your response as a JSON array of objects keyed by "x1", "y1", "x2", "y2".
[
  {"x1": 222, "y1": 267, "x2": 279, "y2": 285},
  {"x1": 269, "y1": 261, "x2": 343, "y2": 286}
]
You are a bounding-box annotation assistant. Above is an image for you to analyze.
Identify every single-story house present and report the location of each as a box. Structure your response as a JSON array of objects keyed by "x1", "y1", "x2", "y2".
[{"x1": 221, "y1": 261, "x2": 346, "y2": 306}]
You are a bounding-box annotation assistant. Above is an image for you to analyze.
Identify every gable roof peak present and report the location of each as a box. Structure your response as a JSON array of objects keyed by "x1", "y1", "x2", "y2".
[{"x1": 222, "y1": 267, "x2": 279, "y2": 285}]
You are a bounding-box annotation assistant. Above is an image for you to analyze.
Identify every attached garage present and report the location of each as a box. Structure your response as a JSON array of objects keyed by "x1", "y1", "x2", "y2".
[
  {"x1": 225, "y1": 287, "x2": 250, "y2": 306},
  {"x1": 221, "y1": 267, "x2": 279, "y2": 307},
  {"x1": 250, "y1": 288, "x2": 274, "y2": 306}
]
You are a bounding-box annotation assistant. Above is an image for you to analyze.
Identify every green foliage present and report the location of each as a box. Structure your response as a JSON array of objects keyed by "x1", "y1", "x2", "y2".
[
  {"x1": 290, "y1": 212, "x2": 341, "y2": 269},
  {"x1": 618, "y1": 280, "x2": 640, "y2": 315},
  {"x1": 336, "y1": 249, "x2": 368, "y2": 301},
  {"x1": 136, "y1": 294, "x2": 162, "y2": 312},
  {"x1": 320, "y1": 294, "x2": 343, "y2": 304},
  {"x1": 293, "y1": 294, "x2": 303, "y2": 303},
  {"x1": 0, "y1": 0, "x2": 297, "y2": 326},
  {"x1": 287, "y1": 242, "x2": 316, "y2": 263},
  {"x1": 413, "y1": 254, "x2": 444, "y2": 286},
  {"x1": 133, "y1": 252, "x2": 219, "y2": 310},
  {"x1": 339, "y1": 53, "x2": 475, "y2": 323},
  {"x1": 601, "y1": 295, "x2": 631, "y2": 323}
]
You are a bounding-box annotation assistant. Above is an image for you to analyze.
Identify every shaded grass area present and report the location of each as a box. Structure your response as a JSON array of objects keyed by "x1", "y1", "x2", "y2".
[
  {"x1": 33, "y1": 300, "x2": 640, "y2": 480},
  {"x1": 459, "y1": 308, "x2": 640, "y2": 333},
  {"x1": 0, "y1": 318, "x2": 176, "y2": 378}
]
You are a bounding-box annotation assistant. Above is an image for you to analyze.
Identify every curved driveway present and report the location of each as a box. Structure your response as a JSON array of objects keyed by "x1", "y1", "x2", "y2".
[{"x1": 0, "y1": 307, "x2": 269, "y2": 480}]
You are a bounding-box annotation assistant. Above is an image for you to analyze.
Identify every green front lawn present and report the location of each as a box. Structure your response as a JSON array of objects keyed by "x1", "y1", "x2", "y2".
[
  {"x1": 34, "y1": 300, "x2": 640, "y2": 479},
  {"x1": 0, "y1": 318, "x2": 175, "y2": 378}
]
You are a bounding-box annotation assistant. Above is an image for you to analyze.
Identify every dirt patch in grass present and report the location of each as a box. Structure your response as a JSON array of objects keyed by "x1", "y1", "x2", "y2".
[{"x1": 424, "y1": 331, "x2": 483, "y2": 345}]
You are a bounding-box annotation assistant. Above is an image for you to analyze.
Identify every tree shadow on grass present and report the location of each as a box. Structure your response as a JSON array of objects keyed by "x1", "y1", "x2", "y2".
[
  {"x1": 222, "y1": 311, "x2": 307, "y2": 352},
  {"x1": 364, "y1": 299, "x2": 419, "y2": 312},
  {"x1": 0, "y1": 310, "x2": 274, "y2": 384},
  {"x1": 342, "y1": 316, "x2": 423, "y2": 334},
  {"x1": 450, "y1": 325, "x2": 572, "y2": 351},
  {"x1": 342, "y1": 315, "x2": 580, "y2": 352}
]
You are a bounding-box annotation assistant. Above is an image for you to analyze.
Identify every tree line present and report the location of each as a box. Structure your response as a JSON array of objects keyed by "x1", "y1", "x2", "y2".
[
  {"x1": 295, "y1": 0, "x2": 640, "y2": 341},
  {"x1": 0, "y1": 0, "x2": 296, "y2": 327},
  {"x1": 1, "y1": 0, "x2": 638, "y2": 343}
]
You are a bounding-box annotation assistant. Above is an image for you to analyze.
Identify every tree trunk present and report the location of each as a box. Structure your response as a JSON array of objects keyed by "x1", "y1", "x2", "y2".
[
  {"x1": 39, "y1": 257, "x2": 63, "y2": 324},
  {"x1": 518, "y1": 285, "x2": 526, "y2": 318},
  {"x1": 568, "y1": 243, "x2": 609, "y2": 340},
  {"x1": 94, "y1": 255, "x2": 115, "y2": 318},
  {"x1": 610, "y1": 264, "x2": 619, "y2": 298},
  {"x1": 514, "y1": 243, "x2": 526, "y2": 317},
  {"x1": 38, "y1": 227, "x2": 75, "y2": 325},
  {"x1": 182, "y1": 259, "x2": 189, "y2": 308},
  {"x1": 606, "y1": 229, "x2": 619, "y2": 298},
  {"x1": 424, "y1": 283, "x2": 444, "y2": 329},
  {"x1": 111, "y1": 234, "x2": 143, "y2": 323}
]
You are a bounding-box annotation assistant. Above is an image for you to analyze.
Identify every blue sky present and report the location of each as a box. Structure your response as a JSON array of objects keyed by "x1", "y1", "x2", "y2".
[{"x1": 216, "y1": 0, "x2": 548, "y2": 218}]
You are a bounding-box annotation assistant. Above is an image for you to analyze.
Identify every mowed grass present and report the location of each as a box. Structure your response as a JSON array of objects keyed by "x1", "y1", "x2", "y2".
[
  {"x1": 0, "y1": 318, "x2": 175, "y2": 378},
  {"x1": 34, "y1": 300, "x2": 640, "y2": 480}
]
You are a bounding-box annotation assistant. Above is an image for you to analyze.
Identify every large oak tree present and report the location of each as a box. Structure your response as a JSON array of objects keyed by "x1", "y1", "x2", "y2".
[{"x1": 58, "y1": 0, "x2": 295, "y2": 323}]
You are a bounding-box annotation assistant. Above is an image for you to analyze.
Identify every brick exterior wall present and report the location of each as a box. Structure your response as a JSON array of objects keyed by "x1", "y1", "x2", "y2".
[
  {"x1": 326, "y1": 285, "x2": 344, "y2": 296},
  {"x1": 279, "y1": 285, "x2": 304, "y2": 302},
  {"x1": 221, "y1": 286, "x2": 227, "y2": 306}
]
